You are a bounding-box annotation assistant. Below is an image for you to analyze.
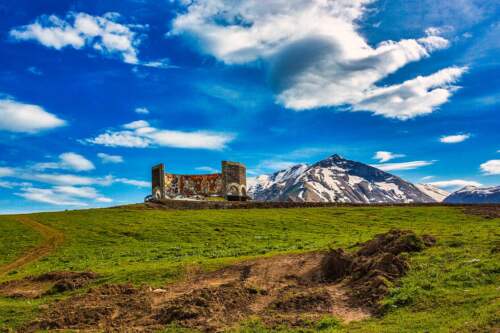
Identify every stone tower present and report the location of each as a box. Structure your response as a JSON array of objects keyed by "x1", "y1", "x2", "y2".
[{"x1": 221, "y1": 161, "x2": 247, "y2": 201}]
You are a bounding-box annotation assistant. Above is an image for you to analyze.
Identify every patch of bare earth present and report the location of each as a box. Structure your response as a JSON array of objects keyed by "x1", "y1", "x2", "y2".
[
  {"x1": 462, "y1": 205, "x2": 500, "y2": 219},
  {"x1": 0, "y1": 271, "x2": 96, "y2": 299},
  {"x1": 24, "y1": 229, "x2": 435, "y2": 332}
]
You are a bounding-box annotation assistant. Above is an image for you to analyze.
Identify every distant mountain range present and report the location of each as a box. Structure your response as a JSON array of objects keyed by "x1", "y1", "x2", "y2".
[
  {"x1": 248, "y1": 154, "x2": 499, "y2": 204},
  {"x1": 415, "y1": 183, "x2": 450, "y2": 202},
  {"x1": 444, "y1": 186, "x2": 500, "y2": 204},
  {"x1": 249, "y1": 154, "x2": 435, "y2": 203}
]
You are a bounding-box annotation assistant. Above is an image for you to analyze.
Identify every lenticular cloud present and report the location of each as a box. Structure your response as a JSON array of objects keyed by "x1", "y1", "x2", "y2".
[{"x1": 171, "y1": 0, "x2": 466, "y2": 120}]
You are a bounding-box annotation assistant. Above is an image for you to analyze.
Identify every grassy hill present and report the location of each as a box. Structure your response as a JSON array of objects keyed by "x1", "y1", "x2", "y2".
[{"x1": 0, "y1": 205, "x2": 498, "y2": 332}]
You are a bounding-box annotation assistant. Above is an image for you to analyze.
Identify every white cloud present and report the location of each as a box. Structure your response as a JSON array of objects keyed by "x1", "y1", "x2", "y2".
[
  {"x1": 115, "y1": 178, "x2": 149, "y2": 188},
  {"x1": 352, "y1": 67, "x2": 467, "y2": 120},
  {"x1": 96, "y1": 197, "x2": 113, "y2": 203},
  {"x1": 10, "y1": 12, "x2": 143, "y2": 64},
  {"x1": 16, "y1": 187, "x2": 88, "y2": 206},
  {"x1": 27, "y1": 173, "x2": 112, "y2": 186},
  {"x1": 195, "y1": 166, "x2": 218, "y2": 173},
  {"x1": 86, "y1": 131, "x2": 151, "y2": 148},
  {"x1": 53, "y1": 185, "x2": 112, "y2": 203},
  {"x1": 59, "y1": 153, "x2": 94, "y2": 171},
  {"x1": 86, "y1": 120, "x2": 234, "y2": 150},
  {"x1": 35, "y1": 152, "x2": 95, "y2": 172},
  {"x1": 480, "y1": 159, "x2": 500, "y2": 175},
  {"x1": 258, "y1": 160, "x2": 300, "y2": 171},
  {"x1": 0, "y1": 167, "x2": 15, "y2": 177},
  {"x1": 440, "y1": 133, "x2": 471, "y2": 143},
  {"x1": 140, "y1": 58, "x2": 177, "y2": 69},
  {"x1": 134, "y1": 107, "x2": 149, "y2": 114},
  {"x1": 425, "y1": 27, "x2": 443, "y2": 36},
  {"x1": 418, "y1": 35, "x2": 450, "y2": 51},
  {"x1": 15, "y1": 185, "x2": 112, "y2": 206},
  {"x1": 373, "y1": 151, "x2": 405, "y2": 163},
  {"x1": 123, "y1": 120, "x2": 150, "y2": 129},
  {"x1": 52, "y1": 185, "x2": 98, "y2": 198},
  {"x1": 27, "y1": 66, "x2": 43, "y2": 75},
  {"x1": 0, "y1": 181, "x2": 31, "y2": 189},
  {"x1": 97, "y1": 152, "x2": 124, "y2": 164},
  {"x1": 171, "y1": 0, "x2": 464, "y2": 119},
  {"x1": 372, "y1": 160, "x2": 435, "y2": 171},
  {"x1": 0, "y1": 98, "x2": 65, "y2": 133},
  {"x1": 429, "y1": 179, "x2": 482, "y2": 190},
  {"x1": 0, "y1": 181, "x2": 15, "y2": 189},
  {"x1": 16, "y1": 170, "x2": 148, "y2": 191}
]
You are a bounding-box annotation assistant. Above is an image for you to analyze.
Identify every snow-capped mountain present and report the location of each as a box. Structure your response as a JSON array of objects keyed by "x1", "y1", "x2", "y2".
[
  {"x1": 248, "y1": 164, "x2": 308, "y2": 197},
  {"x1": 416, "y1": 184, "x2": 450, "y2": 202},
  {"x1": 444, "y1": 186, "x2": 500, "y2": 204},
  {"x1": 248, "y1": 154, "x2": 435, "y2": 203}
]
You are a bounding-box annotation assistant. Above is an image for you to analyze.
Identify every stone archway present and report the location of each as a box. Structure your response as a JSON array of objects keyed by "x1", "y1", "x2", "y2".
[
  {"x1": 153, "y1": 187, "x2": 163, "y2": 200},
  {"x1": 228, "y1": 184, "x2": 240, "y2": 196},
  {"x1": 226, "y1": 183, "x2": 242, "y2": 201}
]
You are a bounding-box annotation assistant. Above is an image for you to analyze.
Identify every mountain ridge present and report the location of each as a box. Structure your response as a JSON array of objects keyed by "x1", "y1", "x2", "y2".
[
  {"x1": 249, "y1": 154, "x2": 435, "y2": 203},
  {"x1": 444, "y1": 185, "x2": 500, "y2": 204},
  {"x1": 415, "y1": 183, "x2": 450, "y2": 202}
]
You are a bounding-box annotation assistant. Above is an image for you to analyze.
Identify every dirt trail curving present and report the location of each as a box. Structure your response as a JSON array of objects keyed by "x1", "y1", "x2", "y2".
[{"x1": 0, "y1": 216, "x2": 64, "y2": 276}]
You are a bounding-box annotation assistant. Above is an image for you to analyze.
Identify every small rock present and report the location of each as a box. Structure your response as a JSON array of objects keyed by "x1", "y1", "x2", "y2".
[{"x1": 153, "y1": 288, "x2": 167, "y2": 293}]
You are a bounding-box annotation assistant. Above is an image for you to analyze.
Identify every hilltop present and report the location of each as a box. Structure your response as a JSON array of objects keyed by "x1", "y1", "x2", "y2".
[{"x1": 0, "y1": 205, "x2": 498, "y2": 332}]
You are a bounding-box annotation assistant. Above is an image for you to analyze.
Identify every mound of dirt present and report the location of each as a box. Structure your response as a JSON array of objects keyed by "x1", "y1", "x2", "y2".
[
  {"x1": 0, "y1": 271, "x2": 96, "y2": 299},
  {"x1": 321, "y1": 229, "x2": 435, "y2": 310},
  {"x1": 269, "y1": 288, "x2": 333, "y2": 313},
  {"x1": 26, "y1": 230, "x2": 434, "y2": 332},
  {"x1": 29, "y1": 284, "x2": 156, "y2": 332},
  {"x1": 463, "y1": 205, "x2": 500, "y2": 219},
  {"x1": 157, "y1": 282, "x2": 258, "y2": 331}
]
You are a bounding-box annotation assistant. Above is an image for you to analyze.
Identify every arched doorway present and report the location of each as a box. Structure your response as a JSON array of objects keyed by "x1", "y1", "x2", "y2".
[{"x1": 226, "y1": 183, "x2": 241, "y2": 201}]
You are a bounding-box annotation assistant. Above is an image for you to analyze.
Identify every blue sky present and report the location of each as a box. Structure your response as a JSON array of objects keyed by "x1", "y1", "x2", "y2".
[{"x1": 0, "y1": 0, "x2": 498, "y2": 212}]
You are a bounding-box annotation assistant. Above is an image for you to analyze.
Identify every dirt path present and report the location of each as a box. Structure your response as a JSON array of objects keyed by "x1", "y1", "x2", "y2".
[{"x1": 0, "y1": 216, "x2": 64, "y2": 276}]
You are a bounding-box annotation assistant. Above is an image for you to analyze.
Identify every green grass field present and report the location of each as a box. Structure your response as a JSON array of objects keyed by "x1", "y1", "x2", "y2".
[
  {"x1": 0, "y1": 216, "x2": 43, "y2": 267},
  {"x1": 0, "y1": 205, "x2": 498, "y2": 332}
]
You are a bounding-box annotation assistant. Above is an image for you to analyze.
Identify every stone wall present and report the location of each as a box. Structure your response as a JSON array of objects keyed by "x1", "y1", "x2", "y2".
[
  {"x1": 151, "y1": 161, "x2": 246, "y2": 200},
  {"x1": 164, "y1": 173, "x2": 223, "y2": 197}
]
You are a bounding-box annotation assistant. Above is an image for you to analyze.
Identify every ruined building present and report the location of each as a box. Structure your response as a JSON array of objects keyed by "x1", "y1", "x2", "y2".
[{"x1": 151, "y1": 161, "x2": 247, "y2": 201}]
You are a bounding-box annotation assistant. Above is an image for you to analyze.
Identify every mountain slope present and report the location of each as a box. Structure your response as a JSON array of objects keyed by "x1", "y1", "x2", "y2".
[
  {"x1": 249, "y1": 154, "x2": 435, "y2": 203},
  {"x1": 416, "y1": 184, "x2": 450, "y2": 202},
  {"x1": 444, "y1": 186, "x2": 500, "y2": 204}
]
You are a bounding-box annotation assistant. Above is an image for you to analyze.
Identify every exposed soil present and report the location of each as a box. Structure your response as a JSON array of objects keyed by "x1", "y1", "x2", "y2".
[
  {"x1": 0, "y1": 271, "x2": 97, "y2": 299},
  {"x1": 321, "y1": 229, "x2": 435, "y2": 311},
  {"x1": 24, "y1": 229, "x2": 434, "y2": 332},
  {"x1": 463, "y1": 205, "x2": 500, "y2": 219},
  {"x1": 0, "y1": 216, "x2": 64, "y2": 277}
]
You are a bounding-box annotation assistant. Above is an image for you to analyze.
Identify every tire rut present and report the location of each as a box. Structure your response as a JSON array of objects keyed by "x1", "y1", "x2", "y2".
[{"x1": 0, "y1": 216, "x2": 64, "y2": 276}]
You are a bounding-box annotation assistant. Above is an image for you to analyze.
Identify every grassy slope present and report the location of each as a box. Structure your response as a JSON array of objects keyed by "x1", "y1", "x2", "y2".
[
  {"x1": 0, "y1": 216, "x2": 43, "y2": 267},
  {"x1": 0, "y1": 206, "x2": 498, "y2": 332}
]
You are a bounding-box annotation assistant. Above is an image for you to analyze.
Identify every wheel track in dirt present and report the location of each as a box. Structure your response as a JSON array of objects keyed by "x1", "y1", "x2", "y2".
[{"x1": 0, "y1": 216, "x2": 64, "y2": 276}]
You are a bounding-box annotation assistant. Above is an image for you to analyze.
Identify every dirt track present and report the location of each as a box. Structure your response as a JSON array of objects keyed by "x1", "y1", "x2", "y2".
[
  {"x1": 24, "y1": 229, "x2": 434, "y2": 332},
  {"x1": 0, "y1": 216, "x2": 64, "y2": 277}
]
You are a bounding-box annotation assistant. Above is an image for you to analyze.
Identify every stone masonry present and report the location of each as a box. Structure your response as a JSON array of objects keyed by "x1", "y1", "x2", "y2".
[{"x1": 151, "y1": 161, "x2": 247, "y2": 201}]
